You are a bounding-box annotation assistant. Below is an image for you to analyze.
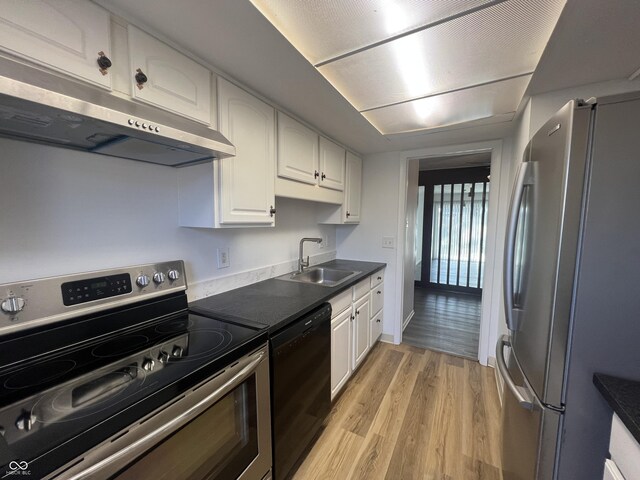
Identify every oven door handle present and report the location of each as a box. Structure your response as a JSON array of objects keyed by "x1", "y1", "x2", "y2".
[{"x1": 61, "y1": 350, "x2": 265, "y2": 480}]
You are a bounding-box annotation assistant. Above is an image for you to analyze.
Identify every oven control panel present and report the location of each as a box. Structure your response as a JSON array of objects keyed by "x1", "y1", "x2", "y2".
[
  {"x1": 0, "y1": 260, "x2": 186, "y2": 337},
  {"x1": 62, "y1": 274, "x2": 132, "y2": 306}
]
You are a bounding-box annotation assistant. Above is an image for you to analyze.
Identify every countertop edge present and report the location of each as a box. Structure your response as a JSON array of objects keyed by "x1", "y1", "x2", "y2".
[
  {"x1": 189, "y1": 260, "x2": 386, "y2": 335},
  {"x1": 593, "y1": 373, "x2": 640, "y2": 444}
]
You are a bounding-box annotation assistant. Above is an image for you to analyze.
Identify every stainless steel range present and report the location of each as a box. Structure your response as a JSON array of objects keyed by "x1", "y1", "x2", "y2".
[{"x1": 0, "y1": 261, "x2": 271, "y2": 479}]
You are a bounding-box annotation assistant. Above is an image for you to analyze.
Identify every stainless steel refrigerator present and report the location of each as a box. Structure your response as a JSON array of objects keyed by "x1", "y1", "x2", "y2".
[{"x1": 498, "y1": 91, "x2": 640, "y2": 479}]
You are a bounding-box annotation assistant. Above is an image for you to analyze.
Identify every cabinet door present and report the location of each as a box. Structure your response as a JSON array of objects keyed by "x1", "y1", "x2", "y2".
[
  {"x1": 353, "y1": 294, "x2": 370, "y2": 369},
  {"x1": 277, "y1": 112, "x2": 318, "y2": 185},
  {"x1": 344, "y1": 152, "x2": 362, "y2": 223},
  {"x1": 319, "y1": 137, "x2": 345, "y2": 191},
  {"x1": 128, "y1": 26, "x2": 211, "y2": 124},
  {"x1": 218, "y1": 78, "x2": 275, "y2": 225},
  {"x1": 370, "y1": 310, "x2": 383, "y2": 346},
  {"x1": 331, "y1": 308, "x2": 352, "y2": 400},
  {"x1": 0, "y1": 0, "x2": 111, "y2": 89}
]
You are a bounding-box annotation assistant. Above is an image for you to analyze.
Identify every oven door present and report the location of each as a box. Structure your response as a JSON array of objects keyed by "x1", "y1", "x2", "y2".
[{"x1": 51, "y1": 345, "x2": 271, "y2": 480}]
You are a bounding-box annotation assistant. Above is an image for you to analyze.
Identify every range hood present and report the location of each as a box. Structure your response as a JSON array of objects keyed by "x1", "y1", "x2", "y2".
[{"x1": 0, "y1": 59, "x2": 235, "y2": 167}]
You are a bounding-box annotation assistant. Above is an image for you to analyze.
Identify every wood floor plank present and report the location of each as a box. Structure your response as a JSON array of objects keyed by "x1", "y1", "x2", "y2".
[
  {"x1": 350, "y1": 351, "x2": 428, "y2": 480},
  {"x1": 343, "y1": 349, "x2": 404, "y2": 437},
  {"x1": 385, "y1": 350, "x2": 441, "y2": 479},
  {"x1": 291, "y1": 343, "x2": 503, "y2": 480}
]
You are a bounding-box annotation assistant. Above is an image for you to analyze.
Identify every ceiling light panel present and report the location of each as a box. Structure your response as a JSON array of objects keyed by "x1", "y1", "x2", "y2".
[
  {"x1": 362, "y1": 74, "x2": 530, "y2": 134},
  {"x1": 319, "y1": 0, "x2": 565, "y2": 111},
  {"x1": 249, "y1": 0, "x2": 495, "y2": 65}
]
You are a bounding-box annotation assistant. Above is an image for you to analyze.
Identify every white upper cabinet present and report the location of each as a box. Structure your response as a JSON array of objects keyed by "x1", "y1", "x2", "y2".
[
  {"x1": 277, "y1": 112, "x2": 318, "y2": 185},
  {"x1": 344, "y1": 151, "x2": 362, "y2": 223},
  {"x1": 318, "y1": 137, "x2": 345, "y2": 191},
  {"x1": 217, "y1": 78, "x2": 275, "y2": 225},
  {"x1": 0, "y1": 0, "x2": 112, "y2": 89},
  {"x1": 128, "y1": 25, "x2": 211, "y2": 124}
]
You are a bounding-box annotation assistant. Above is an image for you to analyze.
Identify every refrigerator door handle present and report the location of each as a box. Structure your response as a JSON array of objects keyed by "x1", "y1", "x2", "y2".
[
  {"x1": 496, "y1": 335, "x2": 534, "y2": 410},
  {"x1": 503, "y1": 161, "x2": 531, "y2": 331}
]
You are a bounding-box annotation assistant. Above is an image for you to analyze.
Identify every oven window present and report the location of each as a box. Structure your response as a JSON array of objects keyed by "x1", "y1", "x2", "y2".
[{"x1": 112, "y1": 375, "x2": 258, "y2": 480}]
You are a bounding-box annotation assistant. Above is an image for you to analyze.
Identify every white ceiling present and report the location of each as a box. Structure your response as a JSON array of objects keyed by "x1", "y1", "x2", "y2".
[{"x1": 100, "y1": 0, "x2": 640, "y2": 155}]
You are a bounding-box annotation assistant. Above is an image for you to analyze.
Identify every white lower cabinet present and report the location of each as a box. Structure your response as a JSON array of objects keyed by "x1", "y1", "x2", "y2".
[
  {"x1": 329, "y1": 270, "x2": 384, "y2": 401},
  {"x1": 330, "y1": 308, "x2": 352, "y2": 399},
  {"x1": 352, "y1": 293, "x2": 370, "y2": 370},
  {"x1": 607, "y1": 413, "x2": 639, "y2": 480}
]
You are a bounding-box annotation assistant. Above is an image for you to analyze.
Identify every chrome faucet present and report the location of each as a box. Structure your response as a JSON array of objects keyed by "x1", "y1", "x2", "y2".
[{"x1": 298, "y1": 237, "x2": 322, "y2": 272}]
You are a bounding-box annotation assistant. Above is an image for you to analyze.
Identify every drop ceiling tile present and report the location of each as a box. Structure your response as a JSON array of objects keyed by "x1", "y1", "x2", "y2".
[
  {"x1": 250, "y1": 0, "x2": 494, "y2": 65},
  {"x1": 319, "y1": 0, "x2": 565, "y2": 111},
  {"x1": 362, "y1": 74, "x2": 531, "y2": 134}
]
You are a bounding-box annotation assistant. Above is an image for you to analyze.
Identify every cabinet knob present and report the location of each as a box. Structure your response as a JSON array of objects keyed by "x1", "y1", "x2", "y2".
[
  {"x1": 377, "y1": 276, "x2": 382, "y2": 280},
  {"x1": 269, "y1": 206, "x2": 276, "y2": 217},
  {"x1": 356, "y1": 309, "x2": 360, "y2": 315},
  {"x1": 97, "y1": 51, "x2": 112, "y2": 75},
  {"x1": 135, "y1": 68, "x2": 148, "y2": 90},
  {"x1": 346, "y1": 212, "x2": 351, "y2": 218},
  {"x1": 377, "y1": 290, "x2": 381, "y2": 294},
  {"x1": 314, "y1": 170, "x2": 319, "y2": 179},
  {"x1": 321, "y1": 172, "x2": 326, "y2": 180},
  {"x1": 376, "y1": 318, "x2": 381, "y2": 323}
]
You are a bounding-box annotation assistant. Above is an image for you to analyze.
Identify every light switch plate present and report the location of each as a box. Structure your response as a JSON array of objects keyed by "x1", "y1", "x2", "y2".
[
  {"x1": 382, "y1": 236, "x2": 395, "y2": 249},
  {"x1": 217, "y1": 247, "x2": 230, "y2": 268}
]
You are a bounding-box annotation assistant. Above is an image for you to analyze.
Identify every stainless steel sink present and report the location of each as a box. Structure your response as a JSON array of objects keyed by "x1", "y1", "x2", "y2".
[{"x1": 277, "y1": 267, "x2": 361, "y2": 287}]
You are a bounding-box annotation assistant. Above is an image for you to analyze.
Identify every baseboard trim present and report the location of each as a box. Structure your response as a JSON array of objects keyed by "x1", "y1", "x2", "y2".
[
  {"x1": 402, "y1": 310, "x2": 414, "y2": 331},
  {"x1": 380, "y1": 333, "x2": 396, "y2": 345}
]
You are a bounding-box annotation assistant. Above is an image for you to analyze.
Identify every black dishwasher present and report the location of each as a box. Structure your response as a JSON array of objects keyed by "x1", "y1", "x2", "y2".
[{"x1": 270, "y1": 303, "x2": 332, "y2": 480}]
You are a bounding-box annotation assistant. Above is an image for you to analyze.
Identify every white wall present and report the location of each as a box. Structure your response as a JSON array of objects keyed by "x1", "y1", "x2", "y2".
[
  {"x1": 0, "y1": 137, "x2": 337, "y2": 297},
  {"x1": 336, "y1": 151, "x2": 403, "y2": 340}
]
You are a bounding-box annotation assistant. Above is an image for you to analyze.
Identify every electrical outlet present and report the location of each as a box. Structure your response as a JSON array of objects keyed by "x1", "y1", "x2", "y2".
[
  {"x1": 217, "y1": 247, "x2": 230, "y2": 269},
  {"x1": 382, "y1": 236, "x2": 395, "y2": 249},
  {"x1": 320, "y1": 233, "x2": 328, "y2": 249}
]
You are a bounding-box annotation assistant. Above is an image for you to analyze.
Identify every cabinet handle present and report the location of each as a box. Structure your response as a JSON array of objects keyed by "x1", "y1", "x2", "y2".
[
  {"x1": 314, "y1": 170, "x2": 319, "y2": 179},
  {"x1": 377, "y1": 291, "x2": 381, "y2": 294},
  {"x1": 97, "y1": 51, "x2": 112, "y2": 75},
  {"x1": 135, "y1": 68, "x2": 148, "y2": 90},
  {"x1": 346, "y1": 212, "x2": 351, "y2": 218},
  {"x1": 376, "y1": 319, "x2": 381, "y2": 323},
  {"x1": 351, "y1": 315, "x2": 354, "y2": 321},
  {"x1": 269, "y1": 206, "x2": 276, "y2": 217},
  {"x1": 321, "y1": 172, "x2": 326, "y2": 180},
  {"x1": 356, "y1": 309, "x2": 360, "y2": 315},
  {"x1": 377, "y1": 276, "x2": 382, "y2": 280}
]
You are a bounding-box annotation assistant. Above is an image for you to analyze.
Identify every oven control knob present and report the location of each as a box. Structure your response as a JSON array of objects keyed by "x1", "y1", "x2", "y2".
[
  {"x1": 136, "y1": 275, "x2": 150, "y2": 288},
  {"x1": 167, "y1": 269, "x2": 180, "y2": 281},
  {"x1": 1, "y1": 297, "x2": 25, "y2": 314},
  {"x1": 172, "y1": 345, "x2": 183, "y2": 358},
  {"x1": 142, "y1": 358, "x2": 155, "y2": 371},
  {"x1": 158, "y1": 350, "x2": 169, "y2": 363},
  {"x1": 153, "y1": 272, "x2": 165, "y2": 285},
  {"x1": 16, "y1": 413, "x2": 36, "y2": 431}
]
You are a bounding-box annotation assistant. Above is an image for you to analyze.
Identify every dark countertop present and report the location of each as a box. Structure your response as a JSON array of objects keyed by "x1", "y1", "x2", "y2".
[
  {"x1": 593, "y1": 373, "x2": 640, "y2": 444},
  {"x1": 189, "y1": 259, "x2": 386, "y2": 334}
]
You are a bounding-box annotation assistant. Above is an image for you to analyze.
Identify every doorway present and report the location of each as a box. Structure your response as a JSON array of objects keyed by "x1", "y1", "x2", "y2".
[{"x1": 404, "y1": 160, "x2": 491, "y2": 359}]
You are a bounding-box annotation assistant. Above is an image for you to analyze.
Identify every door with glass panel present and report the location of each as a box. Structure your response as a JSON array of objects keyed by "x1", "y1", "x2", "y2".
[{"x1": 417, "y1": 167, "x2": 490, "y2": 293}]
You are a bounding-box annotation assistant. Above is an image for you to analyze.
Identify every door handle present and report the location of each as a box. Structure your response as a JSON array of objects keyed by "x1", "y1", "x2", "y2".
[
  {"x1": 503, "y1": 161, "x2": 531, "y2": 332},
  {"x1": 496, "y1": 335, "x2": 534, "y2": 410}
]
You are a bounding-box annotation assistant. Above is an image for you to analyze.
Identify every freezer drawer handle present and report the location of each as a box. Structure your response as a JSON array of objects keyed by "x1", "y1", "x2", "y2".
[{"x1": 496, "y1": 335, "x2": 534, "y2": 410}]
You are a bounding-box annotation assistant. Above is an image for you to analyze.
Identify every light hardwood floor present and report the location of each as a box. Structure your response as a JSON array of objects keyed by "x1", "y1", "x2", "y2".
[
  {"x1": 292, "y1": 342, "x2": 502, "y2": 480},
  {"x1": 403, "y1": 289, "x2": 482, "y2": 359}
]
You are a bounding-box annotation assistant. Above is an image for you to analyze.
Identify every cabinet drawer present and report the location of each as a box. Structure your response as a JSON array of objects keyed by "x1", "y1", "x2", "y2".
[
  {"x1": 610, "y1": 414, "x2": 640, "y2": 480},
  {"x1": 370, "y1": 270, "x2": 384, "y2": 289},
  {"x1": 371, "y1": 282, "x2": 384, "y2": 315},
  {"x1": 329, "y1": 289, "x2": 352, "y2": 318},
  {"x1": 370, "y1": 310, "x2": 383, "y2": 346},
  {"x1": 0, "y1": 0, "x2": 112, "y2": 89},
  {"x1": 353, "y1": 279, "x2": 369, "y2": 302},
  {"x1": 128, "y1": 25, "x2": 211, "y2": 124},
  {"x1": 604, "y1": 459, "x2": 626, "y2": 480}
]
